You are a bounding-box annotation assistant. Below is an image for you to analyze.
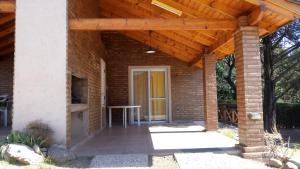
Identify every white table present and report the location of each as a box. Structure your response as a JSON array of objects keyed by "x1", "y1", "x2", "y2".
[{"x1": 108, "y1": 105, "x2": 141, "y2": 128}]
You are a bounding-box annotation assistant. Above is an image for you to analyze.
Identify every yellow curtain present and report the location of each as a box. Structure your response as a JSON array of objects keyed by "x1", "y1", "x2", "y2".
[
  {"x1": 133, "y1": 71, "x2": 148, "y2": 120},
  {"x1": 151, "y1": 71, "x2": 166, "y2": 120}
]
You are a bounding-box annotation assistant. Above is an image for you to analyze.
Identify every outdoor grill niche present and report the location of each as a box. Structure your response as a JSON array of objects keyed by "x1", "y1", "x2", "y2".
[{"x1": 70, "y1": 75, "x2": 88, "y2": 146}]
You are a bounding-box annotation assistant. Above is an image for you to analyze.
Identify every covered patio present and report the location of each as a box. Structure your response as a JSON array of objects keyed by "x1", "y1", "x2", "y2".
[
  {"x1": 73, "y1": 122, "x2": 238, "y2": 156},
  {"x1": 0, "y1": 0, "x2": 296, "y2": 162}
]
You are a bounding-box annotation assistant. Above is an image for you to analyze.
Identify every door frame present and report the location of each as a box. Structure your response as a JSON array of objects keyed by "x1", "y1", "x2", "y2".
[{"x1": 128, "y1": 66, "x2": 172, "y2": 123}]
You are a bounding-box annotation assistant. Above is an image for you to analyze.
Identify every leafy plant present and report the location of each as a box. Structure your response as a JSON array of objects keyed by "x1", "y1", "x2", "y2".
[{"x1": 0, "y1": 131, "x2": 46, "y2": 148}]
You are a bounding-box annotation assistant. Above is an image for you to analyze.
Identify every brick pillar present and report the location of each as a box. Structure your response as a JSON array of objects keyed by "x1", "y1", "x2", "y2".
[
  {"x1": 13, "y1": 0, "x2": 68, "y2": 145},
  {"x1": 203, "y1": 55, "x2": 218, "y2": 131},
  {"x1": 234, "y1": 16, "x2": 265, "y2": 159}
]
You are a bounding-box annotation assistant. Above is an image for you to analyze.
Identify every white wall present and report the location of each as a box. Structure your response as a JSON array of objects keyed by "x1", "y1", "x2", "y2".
[{"x1": 13, "y1": 0, "x2": 68, "y2": 145}]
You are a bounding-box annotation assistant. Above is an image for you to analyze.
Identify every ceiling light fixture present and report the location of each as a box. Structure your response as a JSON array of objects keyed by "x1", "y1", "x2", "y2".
[
  {"x1": 146, "y1": 30, "x2": 156, "y2": 54},
  {"x1": 151, "y1": 0, "x2": 182, "y2": 16}
]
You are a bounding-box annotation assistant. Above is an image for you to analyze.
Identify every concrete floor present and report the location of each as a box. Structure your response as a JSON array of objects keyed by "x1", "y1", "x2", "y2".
[{"x1": 73, "y1": 122, "x2": 238, "y2": 156}]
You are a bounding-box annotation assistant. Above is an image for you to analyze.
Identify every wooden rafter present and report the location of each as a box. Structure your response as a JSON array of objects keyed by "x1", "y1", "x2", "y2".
[
  {"x1": 0, "y1": 25, "x2": 14, "y2": 39},
  {"x1": 0, "y1": 14, "x2": 14, "y2": 25},
  {"x1": 158, "y1": 0, "x2": 235, "y2": 19},
  {"x1": 0, "y1": 36, "x2": 13, "y2": 49},
  {"x1": 121, "y1": 31, "x2": 199, "y2": 63},
  {"x1": 189, "y1": 33, "x2": 233, "y2": 67},
  {"x1": 99, "y1": 0, "x2": 220, "y2": 44},
  {"x1": 0, "y1": 1, "x2": 15, "y2": 13},
  {"x1": 0, "y1": 45, "x2": 14, "y2": 56},
  {"x1": 99, "y1": 9, "x2": 214, "y2": 47},
  {"x1": 244, "y1": 0, "x2": 300, "y2": 19},
  {"x1": 69, "y1": 18, "x2": 237, "y2": 31}
]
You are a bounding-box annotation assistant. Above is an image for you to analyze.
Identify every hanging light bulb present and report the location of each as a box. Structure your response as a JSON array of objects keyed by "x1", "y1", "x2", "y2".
[{"x1": 146, "y1": 30, "x2": 156, "y2": 54}]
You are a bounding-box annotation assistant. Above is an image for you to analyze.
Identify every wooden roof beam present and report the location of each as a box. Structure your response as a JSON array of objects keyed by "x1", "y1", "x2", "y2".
[
  {"x1": 99, "y1": 0, "x2": 219, "y2": 43},
  {"x1": 244, "y1": 0, "x2": 300, "y2": 19},
  {"x1": 69, "y1": 18, "x2": 237, "y2": 31},
  {"x1": 0, "y1": 1, "x2": 15, "y2": 13},
  {"x1": 248, "y1": 5, "x2": 266, "y2": 25},
  {"x1": 189, "y1": 33, "x2": 233, "y2": 67}
]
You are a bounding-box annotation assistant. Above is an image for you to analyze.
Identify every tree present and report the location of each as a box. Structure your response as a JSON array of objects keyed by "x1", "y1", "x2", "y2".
[
  {"x1": 216, "y1": 54, "x2": 236, "y2": 103},
  {"x1": 261, "y1": 20, "x2": 300, "y2": 132}
]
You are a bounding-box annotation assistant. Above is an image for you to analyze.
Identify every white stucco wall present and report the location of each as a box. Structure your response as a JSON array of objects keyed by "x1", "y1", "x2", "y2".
[{"x1": 13, "y1": 0, "x2": 68, "y2": 145}]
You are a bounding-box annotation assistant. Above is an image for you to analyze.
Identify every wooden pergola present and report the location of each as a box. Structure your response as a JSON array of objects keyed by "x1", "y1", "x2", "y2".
[{"x1": 0, "y1": 0, "x2": 299, "y2": 67}]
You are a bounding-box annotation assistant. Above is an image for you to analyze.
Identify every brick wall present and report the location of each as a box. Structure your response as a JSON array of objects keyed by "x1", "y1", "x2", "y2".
[
  {"x1": 0, "y1": 56, "x2": 13, "y2": 97},
  {"x1": 103, "y1": 33, "x2": 204, "y2": 121},
  {"x1": 67, "y1": 0, "x2": 106, "y2": 145}
]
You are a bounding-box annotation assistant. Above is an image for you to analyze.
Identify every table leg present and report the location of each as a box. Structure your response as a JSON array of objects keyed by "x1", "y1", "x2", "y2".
[
  {"x1": 109, "y1": 108, "x2": 112, "y2": 128},
  {"x1": 3, "y1": 107, "x2": 7, "y2": 127},
  {"x1": 122, "y1": 108, "x2": 125, "y2": 127},
  {"x1": 137, "y1": 107, "x2": 140, "y2": 126},
  {"x1": 124, "y1": 108, "x2": 127, "y2": 128}
]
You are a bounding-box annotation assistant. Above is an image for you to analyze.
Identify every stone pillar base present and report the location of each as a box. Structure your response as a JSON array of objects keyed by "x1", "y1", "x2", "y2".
[{"x1": 236, "y1": 144, "x2": 267, "y2": 161}]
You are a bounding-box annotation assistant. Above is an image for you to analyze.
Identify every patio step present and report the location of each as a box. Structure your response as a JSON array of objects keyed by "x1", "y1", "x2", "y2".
[
  {"x1": 241, "y1": 152, "x2": 267, "y2": 161},
  {"x1": 237, "y1": 145, "x2": 267, "y2": 153}
]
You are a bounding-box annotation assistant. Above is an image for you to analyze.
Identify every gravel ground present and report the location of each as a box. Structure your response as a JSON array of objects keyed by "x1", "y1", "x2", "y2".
[
  {"x1": 175, "y1": 152, "x2": 273, "y2": 169},
  {"x1": 90, "y1": 154, "x2": 149, "y2": 169},
  {"x1": 89, "y1": 154, "x2": 180, "y2": 169},
  {"x1": 150, "y1": 155, "x2": 180, "y2": 169}
]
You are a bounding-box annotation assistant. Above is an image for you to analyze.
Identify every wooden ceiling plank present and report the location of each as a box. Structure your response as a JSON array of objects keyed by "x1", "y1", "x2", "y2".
[
  {"x1": 0, "y1": 14, "x2": 14, "y2": 25},
  {"x1": 0, "y1": 45, "x2": 14, "y2": 56},
  {"x1": 158, "y1": 0, "x2": 234, "y2": 19},
  {"x1": 0, "y1": 25, "x2": 14, "y2": 39},
  {"x1": 189, "y1": 0, "x2": 237, "y2": 19},
  {"x1": 157, "y1": 31, "x2": 203, "y2": 51},
  {"x1": 100, "y1": 0, "x2": 220, "y2": 42},
  {"x1": 122, "y1": 31, "x2": 196, "y2": 62},
  {"x1": 188, "y1": 33, "x2": 233, "y2": 67},
  {"x1": 0, "y1": 1, "x2": 15, "y2": 13},
  {"x1": 244, "y1": 0, "x2": 300, "y2": 19},
  {"x1": 69, "y1": 18, "x2": 237, "y2": 31},
  {"x1": 0, "y1": 36, "x2": 14, "y2": 49}
]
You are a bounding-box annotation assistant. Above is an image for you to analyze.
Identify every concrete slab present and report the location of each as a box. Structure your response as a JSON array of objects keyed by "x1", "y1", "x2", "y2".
[
  {"x1": 73, "y1": 122, "x2": 238, "y2": 156},
  {"x1": 90, "y1": 154, "x2": 149, "y2": 169}
]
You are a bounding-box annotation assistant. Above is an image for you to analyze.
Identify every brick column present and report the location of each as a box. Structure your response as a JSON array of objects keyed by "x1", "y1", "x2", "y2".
[
  {"x1": 203, "y1": 55, "x2": 218, "y2": 131},
  {"x1": 234, "y1": 16, "x2": 265, "y2": 159}
]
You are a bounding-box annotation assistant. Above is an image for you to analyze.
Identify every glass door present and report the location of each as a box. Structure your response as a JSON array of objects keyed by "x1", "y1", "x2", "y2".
[{"x1": 131, "y1": 68, "x2": 168, "y2": 123}]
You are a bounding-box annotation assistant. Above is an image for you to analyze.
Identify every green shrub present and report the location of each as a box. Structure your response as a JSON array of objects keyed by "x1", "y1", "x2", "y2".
[
  {"x1": 26, "y1": 121, "x2": 54, "y2": 148},
  {"x1": 0, "y1": 131, "x2": 46, "y2": 148}
]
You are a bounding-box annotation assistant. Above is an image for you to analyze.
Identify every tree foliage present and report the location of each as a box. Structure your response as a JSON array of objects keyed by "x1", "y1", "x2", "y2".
[
  {"x1": 217, "y1": 54, "x2": 236, "y2": 104},
  {"x1": 262, "y1": 20, "x2": 300, "y2": 132},
  {"x1": 216, "y1": 20, "x2": 300, "y2": 132}
]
